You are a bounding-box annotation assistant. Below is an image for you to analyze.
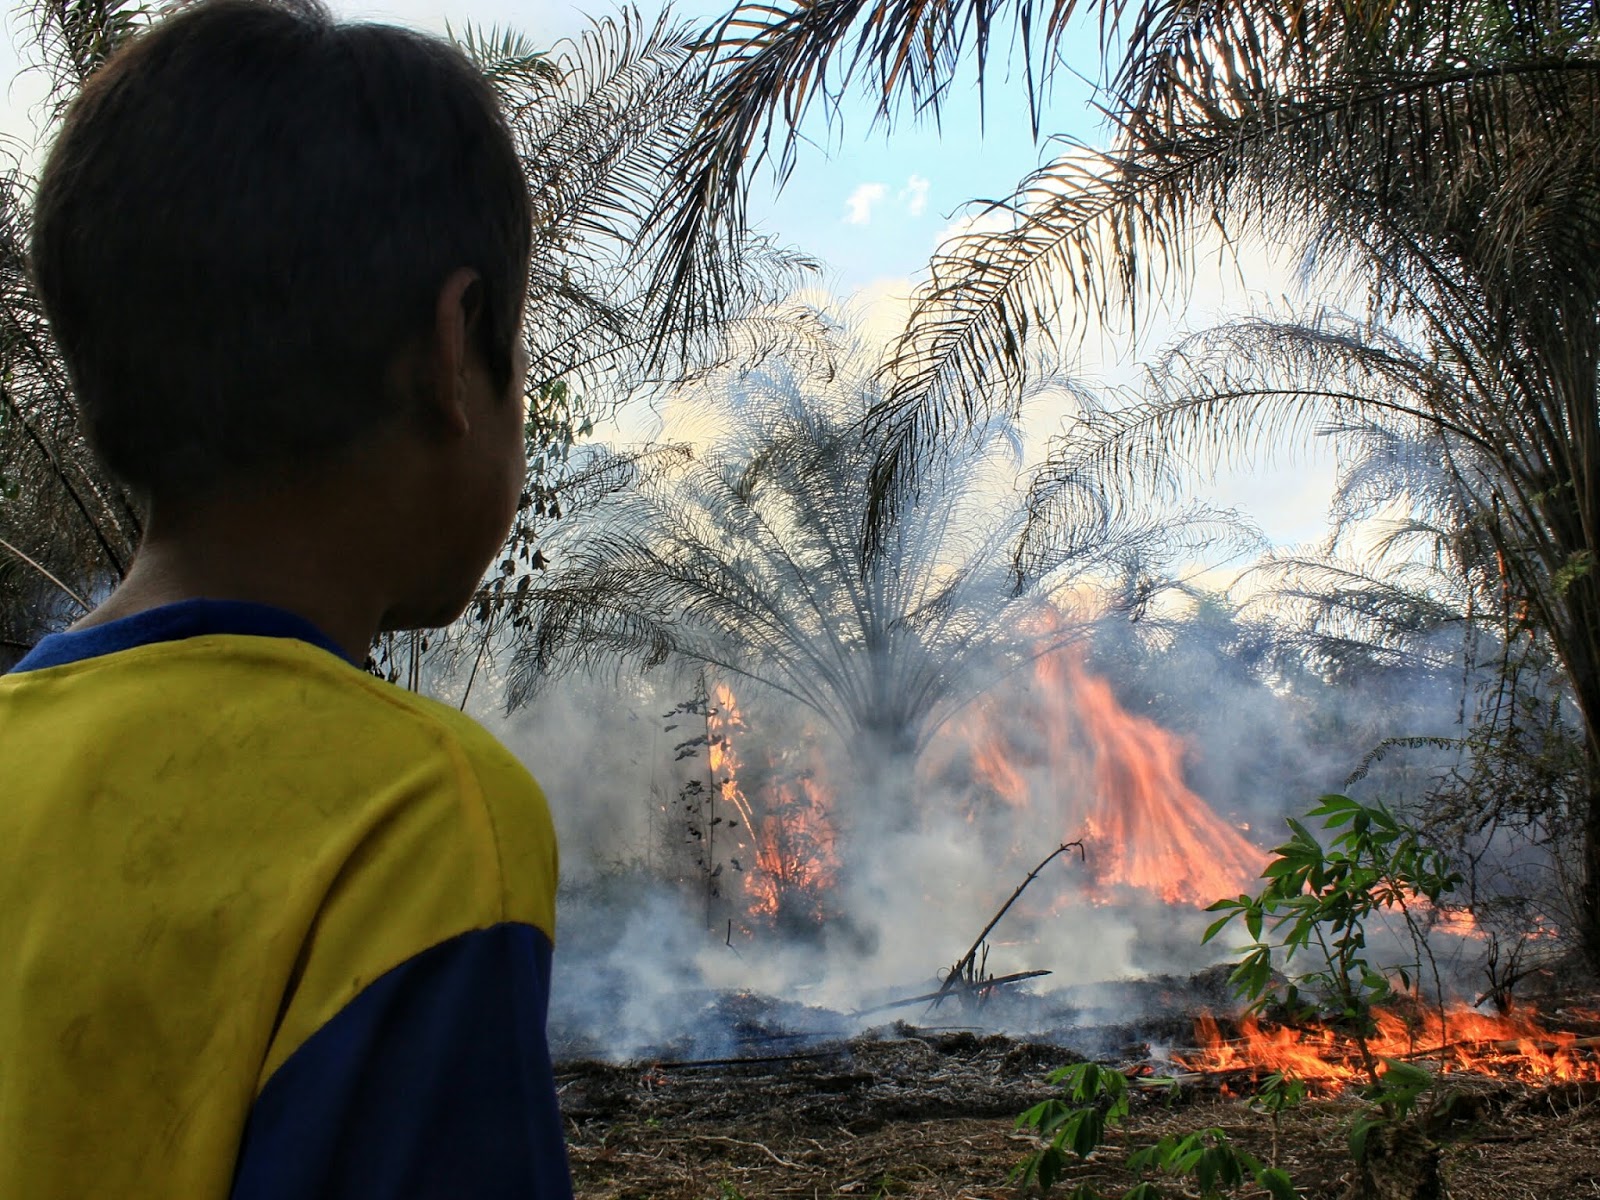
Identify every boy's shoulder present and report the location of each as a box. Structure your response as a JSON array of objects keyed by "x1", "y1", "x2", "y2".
[
  {"x1": 351, "y1": 658, "x2": 560, "y2": 901},
  {"x1": 2, "y1": 620, "x2": 557, "y2": 924}
]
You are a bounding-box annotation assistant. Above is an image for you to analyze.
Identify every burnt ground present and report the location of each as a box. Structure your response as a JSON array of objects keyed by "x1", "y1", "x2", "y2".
[{"x1": 560, "y1": 1026, "x2": 1600, "y2": 1199}]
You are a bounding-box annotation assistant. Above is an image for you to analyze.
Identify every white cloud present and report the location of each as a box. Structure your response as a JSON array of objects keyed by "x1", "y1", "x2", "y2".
[
  {"x1": 900, "y1": 174, "x2": 931, "y2": 218},
  {"x1": 934, "y1": 204, "x2": 1017, "y2": 245},
  {"x1": 843, "y1": 182, "x2": 888, "y2": 225}
]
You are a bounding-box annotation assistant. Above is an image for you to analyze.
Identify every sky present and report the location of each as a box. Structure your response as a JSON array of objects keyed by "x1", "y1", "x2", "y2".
[{"x1": 0, "y1": 0, "x2": 1342, "y2": 550}]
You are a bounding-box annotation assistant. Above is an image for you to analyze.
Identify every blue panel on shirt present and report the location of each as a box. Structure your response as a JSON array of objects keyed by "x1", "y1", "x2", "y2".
[
  {"x1": 230, "y1": 922, "x2": 572, "y2": 1200},
  {"x1": 9, "y1": 597, "x2": 356, "y2": 672}
]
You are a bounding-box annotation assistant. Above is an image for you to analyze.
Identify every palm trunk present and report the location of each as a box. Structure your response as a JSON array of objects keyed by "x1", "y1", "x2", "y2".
[
  {"x1": 1564, "y1": 600, "x2": 1600, "y2": 968},
  {"x1": 1582, "y1": 739, "x2": 1600, "y2": 968},
  {"x1": 1554, "y1": 547, "x2": 1600, "y2": 968}
]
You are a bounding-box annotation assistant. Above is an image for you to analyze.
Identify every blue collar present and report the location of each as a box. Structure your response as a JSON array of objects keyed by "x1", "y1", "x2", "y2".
[{"x1": 8, "y1": 598, "x2": 358, "y2": 673}]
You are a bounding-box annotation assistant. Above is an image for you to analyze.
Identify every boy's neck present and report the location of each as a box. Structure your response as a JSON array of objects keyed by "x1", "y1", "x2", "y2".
[
  {"x1": 84, "y1": 544, "x2": 382, "y2": 666},
  {"x1": 76, "y1": 480, "x2": 399, "y2": 666}
]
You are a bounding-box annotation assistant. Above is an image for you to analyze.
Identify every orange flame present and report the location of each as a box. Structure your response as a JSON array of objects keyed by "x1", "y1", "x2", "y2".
[
  {"x1": 708, "y1": 683, "x2": 839, "y2": 923},
  {"x1": 1178, "y1": 1004, "x2": 1600, "y2": 1087},
  {"x1": 744, "y1": 775, "x2": 839, "y2": 921},
  {"x1": 1055, "y1": 655, "x2": 1266, "y2": 905},
  {"x1": 957, "y1": 645, "x2": 1267, "y2": 906}
]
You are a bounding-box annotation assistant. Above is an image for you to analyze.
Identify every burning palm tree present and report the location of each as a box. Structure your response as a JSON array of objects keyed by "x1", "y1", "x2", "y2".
[{"x1": 503, "y1": 321, "x2": 1248, "y2": 810}]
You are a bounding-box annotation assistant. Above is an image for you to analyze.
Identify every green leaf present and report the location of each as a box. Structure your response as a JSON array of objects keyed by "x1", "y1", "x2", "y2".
[
  {"x1": 1309, "y1": 794, "x2": 1357, "y2": 814},
  {"x1": 1125, "y1": 1141, "x2": 1164, "y2": 1173},
  {"x1": 1017, "y1": 1099, "x2": 1063, "y2": 1131},
  {"x1": 1062, "y1": 1108, "x2": 1106, "y2": 1158},
  {"x1": 1202, "y1": 912, "x2": 1237, "y2": 944},
  {"x1": 1036, "y1": 1100, "x2": 1074, "y2": 1136},
  {"x1": 1037, "y1": 1145, "x2": 1067, "y2": 1190},
  {"x1": 1256, "y1": 1166, "x2": 1301, "y2": 1200},
  {"x1": 1378, "y1": 1059, "x2": 1433, "y2": 1091}
]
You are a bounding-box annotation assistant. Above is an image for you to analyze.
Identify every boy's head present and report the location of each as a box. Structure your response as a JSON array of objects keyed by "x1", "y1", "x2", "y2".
[{"x1": 32, "y1": 0, "x2": 534, "y2": 629}]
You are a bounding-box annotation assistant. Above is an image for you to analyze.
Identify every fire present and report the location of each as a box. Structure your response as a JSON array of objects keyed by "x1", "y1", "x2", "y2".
[
  {"x1": 708, "y1": 683, "x2": 839, "y2": 923},
  {"x1": 958, "y1": 646, "x2": 1267, "y2": 906},
  {"x1": 710, "y1": 628, "x2": 1270, "y2": 919},
  {"x1": 1413, "y1": 901, "x2": 1485, "y2": 941},
  {"x1": 1055, "y1": 656, "x2": 1266, "y2": 905},
  {"x1": 968, "y1": 735, "x2": 1029, "y2": 811},
  {"x1": 1177, "y1": 1004, "x2": 1600, "y2": 1087},
  {"x1": 744, "y1": 775, "x2": 839, "y2": 922}
]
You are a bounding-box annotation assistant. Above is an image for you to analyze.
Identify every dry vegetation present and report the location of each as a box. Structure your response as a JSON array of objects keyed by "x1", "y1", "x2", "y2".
[{"x1": 562, "y1": 1027, "x2": 1600, "y2": 1200}]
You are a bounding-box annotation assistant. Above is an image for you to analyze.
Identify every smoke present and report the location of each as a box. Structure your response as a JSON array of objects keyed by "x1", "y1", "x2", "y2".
[{"x1": 459, "y1": 590, "x2": 1519, "y2": 1065}]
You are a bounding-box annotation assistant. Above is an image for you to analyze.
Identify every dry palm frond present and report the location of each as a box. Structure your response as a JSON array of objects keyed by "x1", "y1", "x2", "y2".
[
  {"x1": 0, "y1": 160, "x2": 137, "y2": 652},
  {"x1": 500, "y1": 8, "x2": 820, "y2": 407},
  {"x1": 646, "y1": 0, "x2": 1108, "y2": 329},
  {"x1": 26, "y1": 0, "x2": 154, "y2": 105},
  {"x1": 867, "y1": 48, "x2": 1600, "y2": 512},
  {"x1": 450, "y1": 22, "x2": 561, "y2": 105}
]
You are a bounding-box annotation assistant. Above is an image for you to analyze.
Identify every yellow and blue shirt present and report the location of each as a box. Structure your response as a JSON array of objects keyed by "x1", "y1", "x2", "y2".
[{"x1": 0, "y1": 599, "x2": 572, "y2": 1199}]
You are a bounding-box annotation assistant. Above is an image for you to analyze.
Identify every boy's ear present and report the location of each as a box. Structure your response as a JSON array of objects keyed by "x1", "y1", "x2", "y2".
[{"x1": 419, "y1": 266, "x2": 486, "y2": 437}]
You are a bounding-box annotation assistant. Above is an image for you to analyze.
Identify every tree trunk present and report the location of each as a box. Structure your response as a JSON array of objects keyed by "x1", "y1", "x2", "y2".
[
  {"x1": 1579, "y1": 734, "x2": 1600, "y2": 969},
  {"x1": 1556, "y1": 567, "x2": 1600, "y2": 969}
]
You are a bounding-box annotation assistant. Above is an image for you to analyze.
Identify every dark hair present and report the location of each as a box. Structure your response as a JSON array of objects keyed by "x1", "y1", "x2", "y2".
[{"x1": 31, "y1": 0, "x2": 533, "y2": 499}]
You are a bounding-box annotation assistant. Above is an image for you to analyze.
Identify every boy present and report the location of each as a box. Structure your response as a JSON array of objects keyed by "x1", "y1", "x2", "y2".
[{"x1": 0, "y1": 2, "x2": 572, "y2": 1197}]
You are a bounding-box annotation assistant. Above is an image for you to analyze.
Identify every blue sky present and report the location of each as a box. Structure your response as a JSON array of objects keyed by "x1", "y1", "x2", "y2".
[{"x1": 356, "y1": 0, "x2": 1108, "y2": 294}]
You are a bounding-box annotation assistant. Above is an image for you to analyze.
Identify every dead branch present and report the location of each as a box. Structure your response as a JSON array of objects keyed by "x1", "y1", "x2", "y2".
[
  {"x1": 654, "y1": 1049, "x2": 846, "y2": 1071},
  {"x1": 852, "y1": 970, "x2": 1054, "y2": 1019},
  {"x1": 928, "y1": 841, "x2": 1085, "y2": 1010}
]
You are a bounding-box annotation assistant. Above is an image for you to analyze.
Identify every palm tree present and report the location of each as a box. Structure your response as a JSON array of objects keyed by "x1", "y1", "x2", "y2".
[
  {"x1": 1244, "y1": 404, "x2": 1591, "y2": 972},
  {"x1": 1049, "y1": 282, "x2": 1600, "y2": 956},
  {"x1": 500, "y1": 319, "x2": 1246, "y2": 789}
]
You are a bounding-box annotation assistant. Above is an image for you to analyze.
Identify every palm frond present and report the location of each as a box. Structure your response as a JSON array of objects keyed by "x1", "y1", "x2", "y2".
[
  {"x1": 497, "y1": 325, "x2": 1216, "y2": 765},
  {"x1": 642, "y1": 0, "x2": 1108, "y2": 331},
  {"x1": 26, "y1": 0, "x2": 156, "y2": 105},
  {"x1": 449, "y1": 22, "x2": 561, "y2": 106},
  {"x1": 865, "y1": 53, "x2": 1600, "y2": 525},
  {"x1": 505, "y1": 7, "x2": 821, "y2": 410}
]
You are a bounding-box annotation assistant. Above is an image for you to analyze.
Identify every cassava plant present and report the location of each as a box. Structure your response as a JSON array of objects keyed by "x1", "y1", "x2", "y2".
[
  {"x1": 1012, "y1": 1062, "x2": 1298, "y2": 1199},
  {"x1": 1204, "y1": 794, "x2": 1462, "y2": 1176}
]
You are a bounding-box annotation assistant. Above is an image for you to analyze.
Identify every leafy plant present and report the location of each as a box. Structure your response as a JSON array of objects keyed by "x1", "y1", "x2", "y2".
[
  {"x1": 1206, "y1": 796, "x2": 1458, "y2": 1057},
  {"x1": 1247, "y1": 1071, "x2": 1306, "y2": 1169},
  {"x1": 1127, "y1": 1131, "x2": 1297, "y2": 1200},
  {"x1": 1013, "y1": 1062, "x2": 1131, "y2": 1191},
  {"x1": 1205, "y1": 794, "x2": 1462, "y2": 1167},
  {"x1": 1012, "y1": 1061, "x2": 1298, "y2": 1199}
]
